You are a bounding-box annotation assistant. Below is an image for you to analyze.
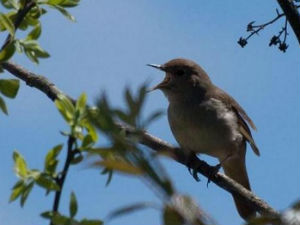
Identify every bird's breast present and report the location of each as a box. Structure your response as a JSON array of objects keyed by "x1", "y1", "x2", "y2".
[{"x1": 168, "y1": 98, "x2": 243, "y2": 158}]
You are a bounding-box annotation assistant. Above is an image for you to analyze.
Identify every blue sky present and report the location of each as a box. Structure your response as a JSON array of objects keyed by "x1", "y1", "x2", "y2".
[{"x1": 0, "y1": 0, "x2": 299, "y2": 225}]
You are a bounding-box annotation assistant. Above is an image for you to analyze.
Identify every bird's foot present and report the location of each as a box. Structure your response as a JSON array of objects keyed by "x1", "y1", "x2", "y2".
[
  {"x1": 186, "y1": 153, "x2": 201, "y2": 182},
  {"x1": 206, "y1": 163, "x2": 221, "y2": 187}
]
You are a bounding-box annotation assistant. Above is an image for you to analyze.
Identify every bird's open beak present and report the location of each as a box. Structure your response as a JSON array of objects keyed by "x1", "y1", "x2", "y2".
[
  {"x1": 147, "y1": 63, "x2": 171, "y2": 92},
  {"x1": 147, "y1": 63, "x2": 170, "y2": 92}
]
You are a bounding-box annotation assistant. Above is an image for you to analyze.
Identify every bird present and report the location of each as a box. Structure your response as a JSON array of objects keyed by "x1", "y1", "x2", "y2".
[{"x1": 148, "y1": 58, "x2": 260, "y2": 220}]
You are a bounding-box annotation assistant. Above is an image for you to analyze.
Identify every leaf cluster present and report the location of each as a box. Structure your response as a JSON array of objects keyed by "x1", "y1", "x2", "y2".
[{"x1": 0, "y1": 0, "x2": 80, "y2": 65}]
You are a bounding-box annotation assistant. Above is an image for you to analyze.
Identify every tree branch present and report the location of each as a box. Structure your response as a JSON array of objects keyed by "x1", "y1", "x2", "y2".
[
  {"x1": 1, "y1": 61, "x2": 279, "y2": 218},
  {"x1": 277, "y1": 0, "x2": 300, "y2": 45}
]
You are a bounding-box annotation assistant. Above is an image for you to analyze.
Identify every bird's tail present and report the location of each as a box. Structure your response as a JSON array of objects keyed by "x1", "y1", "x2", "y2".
[{"x1": 221, "y1": 146, "x2": 256, "y2": 220}]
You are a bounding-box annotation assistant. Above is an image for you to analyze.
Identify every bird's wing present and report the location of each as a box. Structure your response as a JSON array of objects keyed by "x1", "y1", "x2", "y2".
[{"x1": 212, "y1": 87, "x2": 260, "y2": 156}]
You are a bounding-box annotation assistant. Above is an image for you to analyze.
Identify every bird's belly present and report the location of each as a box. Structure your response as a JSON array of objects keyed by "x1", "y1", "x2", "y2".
[{"x1": 168, "y1": 100, "x2": 242, "y2": 158}]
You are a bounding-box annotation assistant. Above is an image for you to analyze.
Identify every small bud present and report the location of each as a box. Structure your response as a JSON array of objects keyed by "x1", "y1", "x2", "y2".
[
  {"x1": 269, "y1": 35, "x2": 280, "y2": 46},
  {"x1": 237, "y1": 37, "x2": 247, "y2": 48},
  {"x1": 278, "y1": 43, "x2": 288, "y2": 52},
  {"x1": 247, "y1": 21, "x2": 255, "y2": 32}
]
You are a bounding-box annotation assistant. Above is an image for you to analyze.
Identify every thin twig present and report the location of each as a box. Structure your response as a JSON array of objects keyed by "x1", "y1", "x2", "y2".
[
  {"x1": 245, "y1": 9, "x2": 286, "y2": 42},
  {"x1": 0, "y1": 61, "x2": 280, "y2": 218},
  {"x1": 50, "y1": 136, "x2": 76, "y2": 225}
]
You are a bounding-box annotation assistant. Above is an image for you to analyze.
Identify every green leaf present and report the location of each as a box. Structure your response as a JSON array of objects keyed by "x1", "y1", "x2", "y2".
[
  {"x1": 35, "y1": 174, "x2": 60, "y2": 191},
  {"x1": 69, "y1": 191, "x2": 78, "y2": 218},
  {"x1": 9, "y1": 180, "x2": 25, "y2": 202},
  {"x1": 163, "y1": 206, "x2": 184, "y2": 225},
  {"x1": 13, "y1": 151, "x2": 28, "y2": 178},
  {"x1": 24, "y1": 48, "x2": 39, "y2": 64},
  {"x1": 81, "y1": 134, "x2": 94, "y2": 149},
  {"x1": 80, "y1": 219, "x2": 103, "y2": 225},
  {"x1": 75, "y1": 92, "x2": 87, "y2": 114},
  {"x1": 27, "y1": 23, "x2": 42, "y2": 40},
  {"x1": 21, "y1": 40, "x2": 50, "y2": 60},
  {"x1": 55, "y1": 95, "x2": 75, "y2": 123},
  {"x1": 70, "y1": 153, "x2": 83, "y2": 164},
  {"x1": 44, "y1": 144, "x2": 63, "y2": 174},
  {"x1": 85, "y1": 122, "x2": 98, "y2": 142},
  {"x1": 96, "y1": 160, "x2": 144, "y2": 175},
  {"x1": 0, "y1": 12, "x2": 15, "y2": 36},
  {"x1": 20, "y1": 181, "x2": 34, "y2": 207},
  {"x1": 52, "y1": 212, "x2": 70, "y2": 225},
  {"x1": 107, "y1": 202, "x2": 153, "y2": 221},
  {"x1": 51, "y1": 5, "x2": 76, "y2": 22},
  {"x1": 47, "y1": 0, "x2": 65, "y2": 5},
  {"x1": 0, "y1": 79, "x2": 20, "y2": 98},
  {"x1": 0, "y1": 96, "x2": 8, "y2": 115},
  {"x1": 142, "y1": 110, "x2": 163, "y2": 128},
  {"x1": 1, "y1": 0, "x2": 19, "y2": 9},
  {"x1": 0, "y1": 41, "x2": 16, "y2": 62}
]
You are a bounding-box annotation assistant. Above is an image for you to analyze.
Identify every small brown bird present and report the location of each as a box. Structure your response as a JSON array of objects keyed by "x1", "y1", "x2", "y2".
[{"x1": 148, "y1": 58, "x2": 259, "y2": 220}]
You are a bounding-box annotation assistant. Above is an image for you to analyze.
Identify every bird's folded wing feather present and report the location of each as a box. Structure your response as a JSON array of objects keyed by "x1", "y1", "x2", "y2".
[{"x1": 213, "y1": 87, "x2": 260, "y2": 156}]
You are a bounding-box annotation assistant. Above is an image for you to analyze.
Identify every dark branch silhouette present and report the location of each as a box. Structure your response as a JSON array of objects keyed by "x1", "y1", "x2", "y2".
[{"x1": 238, "y1": 2, "x2": 300, "y2": 51}]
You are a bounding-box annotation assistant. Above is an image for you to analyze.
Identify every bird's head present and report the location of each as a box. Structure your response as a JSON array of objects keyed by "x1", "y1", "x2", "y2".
[{"x1": 148, "y1": 58, "x2": 212, "y2": 102}]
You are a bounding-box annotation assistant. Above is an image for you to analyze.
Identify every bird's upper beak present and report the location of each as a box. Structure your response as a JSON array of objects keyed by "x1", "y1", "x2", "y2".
[
  {"x1": 147, "y1": 64, "x2": 164, "y2": 71},
  {"x1": 147, "y1": 63, "x2": 170, "y2": 92}
]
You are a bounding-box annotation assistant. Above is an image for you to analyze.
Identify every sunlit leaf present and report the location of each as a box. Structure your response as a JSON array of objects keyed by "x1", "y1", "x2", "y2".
[
  {"x1": 27, "y1": 23, "x2": 42, "y2": 40},
  {"x1": 1, "y1": 0, "x2": 19, "y2": 9},
  {"x1": 13, "y1": 151, "x2": 28, "y2": 178},
  {"x1": 84, "y1": 122, "x2": 98, "y2": 142},
  {"x1": 51, "y1": 5, "x2": 75, "y2": 22},
  {"x1": 55, "y1": 94, "x2": 75, "y2": 123},
  {"x1": 9, "y1": 180, "x2": 25, "y2": 202},
  {"x1": 0, "y1": 79, "x2": 20, "y2": 98},
  {"x1": 75, "y1": 92, "x2": 86, "y2": 112},
  {"x1": 35, "y1": 174, "x2": 60, "y2": 191},
  {"x1": 44, "y1": 144, "x2": 63, "y2": 174},
  {"x1": 0, "y1": 12, "x2": 15, "y2": 36}
]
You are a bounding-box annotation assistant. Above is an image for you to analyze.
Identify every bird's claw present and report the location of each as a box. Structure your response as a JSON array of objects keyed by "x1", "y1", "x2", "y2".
[
  {"x1": 206, "y1": 163, "x2": 221, "y2": 187},
  {"x1": 187, "y1": 158, "x2": 201, "y2": 182}
]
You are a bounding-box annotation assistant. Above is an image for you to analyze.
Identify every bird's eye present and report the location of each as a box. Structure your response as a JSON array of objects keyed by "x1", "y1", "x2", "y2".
[{"x1": 175, "y1": 69, "x2": 185, "y2": 76}]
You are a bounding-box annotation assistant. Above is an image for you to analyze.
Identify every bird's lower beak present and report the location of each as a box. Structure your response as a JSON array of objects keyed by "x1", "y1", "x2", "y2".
[
  {"x1": 148, "y1": 76, "x2": 171, "y2": 92},
  {"x1": 147, "y1": 63, "x2": 169, "y2": 92}
]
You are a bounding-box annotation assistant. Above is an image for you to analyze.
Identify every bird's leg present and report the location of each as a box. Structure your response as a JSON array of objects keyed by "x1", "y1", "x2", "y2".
[{"x1": 206, "y1": 153, "x2": 234, "y2": 187}]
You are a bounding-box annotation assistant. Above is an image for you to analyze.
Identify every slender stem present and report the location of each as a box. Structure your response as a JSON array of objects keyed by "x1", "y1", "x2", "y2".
[
  {"x1": 283, "y1": 18, "x2": 288, "y2": 42},
  {"x1": 245, "y1": 10, "x2": 285, "y2": 41},
  {"x1": 50, "y1": 136, "x2": 75, "y2": 225}
]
